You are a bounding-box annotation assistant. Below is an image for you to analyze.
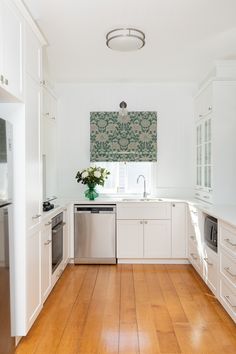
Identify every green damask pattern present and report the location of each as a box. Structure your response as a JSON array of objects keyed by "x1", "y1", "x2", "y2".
[{"x1": 90, "y1": 111, "x2": 157, "y2": 162}]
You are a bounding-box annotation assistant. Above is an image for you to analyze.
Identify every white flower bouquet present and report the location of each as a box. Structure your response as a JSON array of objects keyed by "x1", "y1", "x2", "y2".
[{"x1": 75, "y1": 166, "x2": 110, "y2": 187}]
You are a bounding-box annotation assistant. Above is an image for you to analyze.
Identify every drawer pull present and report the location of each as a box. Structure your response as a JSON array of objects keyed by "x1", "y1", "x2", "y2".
[
  {"x1": 204, "y1": 257, "x2": 213, "y2": 266},
  {"x1": 45, "y1": 221, "x2": 52, "y2": 226},
  {"x1": 140, "y1": 221, "x2": 143, "y2": 224},
  {"x1": 224, "y1": 295, "x2": 236, "y2": 308},
  {"x1": 44, "y1": 240, "x2": 52, "y2": 246},
  {"x1": 32, "y1": 214, "x2": 41, "y2": 219},
  {"x1": 203, "y1": 195, "x2": 210, "y2": 199},
  {"x1": 144, "y1": 221, "x2": 148, "y2": 224},
  {"x1": 224, "y1": 267, "x2": 236, "y2": 278},
  {"x1": 195, "y1": 193, "x2": 200, "y2": 197},
  {"x1": 224, "y1": 238, "x2": 236, "y2": 247},
  {"x1": 190, "y1": 253, "x2": 198, "y2": 260}
]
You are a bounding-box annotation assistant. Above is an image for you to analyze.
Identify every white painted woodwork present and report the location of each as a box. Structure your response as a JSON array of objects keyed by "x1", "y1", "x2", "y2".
[
  {"x1": 25, "y1": 24, "x2": 42, "y2": 83},
  {"x1": 117, "y1": 202, "x2": 171, "y2": 220},
  {"x1": 117, "y1": 220, "x2": 143, "y2": 258},
  {"x1": 26, "y1": 226, "x2": 42, "y2": 330},
  {"x1": 63, "y1": 207, "x2": 69, "y2": 267},
  {"x1": 171, "y1": 203, "x2": 187, "y2": 258},
  {"x1": 25, "y1": 75, "x2": 42, "y2": 229},
  {"x1": 41, "y1": 222, "x2": 52, "y2": 303},
  {"x1": 143, "y1": 220, "x2": 171, "y2": 258},
  {"x1": 219, "y1": 222, "x2": 236, "y2": 257},
  {"x1": 202, "y1": 245, "x2": 218, "y2": 295},
  {"x1": 220, "y1": 249, "x2": 236, "y2": 288},
  {"x1": 219, "y1": 278, "x2": 236, "y2": 322},
  {"x1": 0, "y1": 0, "x2": 23, "y2": 99},
  {"x1": 41, "y1": 88, "x2": 58, "y2": 200}
]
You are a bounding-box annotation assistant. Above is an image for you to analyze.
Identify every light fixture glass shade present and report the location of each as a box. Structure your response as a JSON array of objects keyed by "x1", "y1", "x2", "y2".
[{"x1": 106, "y1": 28, "x2": 145, "y2": 52}]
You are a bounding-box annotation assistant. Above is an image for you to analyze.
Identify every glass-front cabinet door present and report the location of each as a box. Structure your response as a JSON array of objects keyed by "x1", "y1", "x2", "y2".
[{"x1": 196, "y1": 123, "x2": 203, "y2": 188}]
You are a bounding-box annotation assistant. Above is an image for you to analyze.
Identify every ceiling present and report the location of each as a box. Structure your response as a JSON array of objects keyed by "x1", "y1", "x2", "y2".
[{"x1": 23, "y1": 0, "x2": 236, "y2": 83}]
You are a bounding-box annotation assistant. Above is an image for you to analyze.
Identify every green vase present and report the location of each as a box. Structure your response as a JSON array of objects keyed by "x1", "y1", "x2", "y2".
[{"x1": 84, "y1": 183, "x2": 98, "y2": 200}]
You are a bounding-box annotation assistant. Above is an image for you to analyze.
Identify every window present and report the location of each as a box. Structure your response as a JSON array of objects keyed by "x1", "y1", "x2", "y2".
[{"x1": 91, "y1": 162, "x2": 157, "y2": 195}]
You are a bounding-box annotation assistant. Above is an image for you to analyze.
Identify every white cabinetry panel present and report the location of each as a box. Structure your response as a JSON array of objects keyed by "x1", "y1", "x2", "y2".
[
  {"x1": 117, "y1": 220, "x2": 143, "y2": 258},
  {"x1": 144, "y1": 220, "x2": 171, "y2": 258},
  {"x1": 171, "y1": 203, "x2": 186, "y2": 258}
]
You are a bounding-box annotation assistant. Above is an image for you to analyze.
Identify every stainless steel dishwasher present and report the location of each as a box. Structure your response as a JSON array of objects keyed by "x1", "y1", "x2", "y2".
[{"x1": 74, "y1": 204, "x2": 116, "y2": 264}]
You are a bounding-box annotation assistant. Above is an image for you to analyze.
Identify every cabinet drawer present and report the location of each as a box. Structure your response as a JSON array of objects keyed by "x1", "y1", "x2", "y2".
[
  {"x1": 203, "y1": 245, "x2": 218, "y2": 294},
  {"x1": 188, "y1": 239, "x2": 202, "y2": 275},
  {"x1": 220, "y1": 250, "x2": 236, "y2": 287},
  {"x1": 220, "y1": 222, "x2": 236, "y2": 257},
  {"x1": 117, "y1": 202, "x2": 171, "y2": 220},
  {"x1": 219, "y1": 278, "x2": 236, "y2": 321}
]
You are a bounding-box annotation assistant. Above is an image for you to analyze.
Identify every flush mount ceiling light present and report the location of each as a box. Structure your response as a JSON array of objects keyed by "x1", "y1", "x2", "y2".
[{"x1": 106, "y1": 28, "x2": 145, "y2": 52}]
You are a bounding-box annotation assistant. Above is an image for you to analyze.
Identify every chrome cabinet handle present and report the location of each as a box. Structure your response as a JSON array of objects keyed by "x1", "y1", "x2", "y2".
[
  {"x1": 144, "y1": 221, "x2": 148, "y2": 224},
  {"x1": 204, "y1": 257, "x2": 213, "y2": 266},
  {"x1": 195, "y1": 193, "x2": 200, "y2": 197},
  {"x1": 45, "y1": 221, "x2": 52, "y2": 226},
  {"x1": 190, "y1": 253, "x2": 198, "y2": 260},
  {"x1": 224, "y1": 267, "x2": 236, "y2": 278},
  {"x1": 224, "y1": 295, "x2": 236, "y2": 308},
  {"x1": 172, "y1": 203, "x2": 175, "y2": 207},
  {"x1": 203, "y1": 195, "x2": 210, "y2": 199},
  {"x1": 224, "y1": 238, "x2": 236, "y2": 247},
  {"x1": 199, "y1": 106, "x2": 212, "y2": 118},
  {"x1": 0, "y1": 75, "x2": 4, "y2": 84},
  {"x1": 32, "y1": 214, "x2": 41, "y2": 219},
  {"x1": 4, "y1": 78, "x2": 8, "y2": 85},
  {"x1": 44, "y1": 240, "x2": 52, "y2": 245}
]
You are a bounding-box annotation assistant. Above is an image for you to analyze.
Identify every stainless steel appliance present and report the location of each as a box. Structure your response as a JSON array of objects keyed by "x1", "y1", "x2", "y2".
[
  {"x1": 204, "y1": 215, "x2": 218, "y2": 252},
  {"x1": 0, "y1": 118, "x2": 15, "y2": 353},
  {"x1": 74, "y1": 205, "x2": 116, "y2": 264},
  {"x1": 51, "y1": 212, "x2": 64, "y2": 273}
]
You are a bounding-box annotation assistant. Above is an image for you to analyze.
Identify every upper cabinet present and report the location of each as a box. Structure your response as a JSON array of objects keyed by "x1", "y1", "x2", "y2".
[
  {"x1": 25, "y1": 25, "x2": 42, "y2": 84},
  {"x1": 194, "y1": 61, "x2": 236, "y2": 204},
  {"x1": 0, "y1": 0, "x2": 23, "y2": 100}
]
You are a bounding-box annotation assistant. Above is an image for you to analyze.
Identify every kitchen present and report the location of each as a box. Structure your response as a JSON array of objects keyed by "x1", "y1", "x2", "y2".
[{"x1": 0, "y1": 0, "x2": 236, "y2": 353}]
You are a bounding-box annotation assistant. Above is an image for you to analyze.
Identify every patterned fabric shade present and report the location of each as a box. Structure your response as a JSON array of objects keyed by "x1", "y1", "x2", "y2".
[{"x1": 90, "y1": 111, "x2": 157, "y2": 162}]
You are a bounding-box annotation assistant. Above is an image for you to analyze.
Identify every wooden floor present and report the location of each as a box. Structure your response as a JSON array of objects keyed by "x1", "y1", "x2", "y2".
[{"x1": 16, "y1": 264, "x2": 236, "y2": 354}]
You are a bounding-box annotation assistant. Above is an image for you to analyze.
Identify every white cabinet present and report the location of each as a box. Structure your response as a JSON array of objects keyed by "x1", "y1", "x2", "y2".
[
  {"x1": 0, "y1": 0, "x2": 23, "y2": 100},
  {"x1": 25, "y1": 25, "x2": 42, "y2": 84},
  {"x1": 194, "y1": 65, "x2": 236, "y2": 204},
  {"x1": 117, "y1": 202, "x2": 172, "y2": 260},
  {"x1": 218, "y1": 221, "x2": 236, "y2": 322},
  {"x1": 41, "y1": 88, "x2": 58, "y2": 201},
  {"x1": 171, "y1": 203, "x2": 187, "y2": 258},
  {"x1": 26, "y1": 226, "x2": 42, "y2": 330},
  {"x1": 63, "y1": 207, "x2": 70, "y2": 267},
  {"x1": 144, "y1": 220, "x2": 171, "y2": 258},
  {"x1": 25, "y1": 75, "x2": 42, "y2": 229},
  {"x1": 41, "y1": 220, "x2": 52, "y2": 303},
  {"x1": 117, "y1": 220, "x2": 143, "y2": 258},
  {"x1": 202, "y1": 245, "x2": 218, "y2": 295}
]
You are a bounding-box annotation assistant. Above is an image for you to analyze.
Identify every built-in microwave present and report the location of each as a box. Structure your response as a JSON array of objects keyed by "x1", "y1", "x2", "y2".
[{"x1": 204, "y1": 215, "x2": 218, "y2": 252}]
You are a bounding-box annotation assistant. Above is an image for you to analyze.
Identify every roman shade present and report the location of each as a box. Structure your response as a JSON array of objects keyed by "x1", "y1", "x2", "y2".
[{"x1": 90, "y1": 111, "x2": 157, "y2": 162}]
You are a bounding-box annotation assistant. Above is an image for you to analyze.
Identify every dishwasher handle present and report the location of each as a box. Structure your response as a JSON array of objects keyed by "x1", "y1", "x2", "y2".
[{"x1": 74, "y1": 205, "x2": 116, "y2": 214}]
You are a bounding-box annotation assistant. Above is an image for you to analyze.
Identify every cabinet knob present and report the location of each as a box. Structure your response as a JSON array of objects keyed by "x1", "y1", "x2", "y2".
[
  {"x1": 4, "y1": 78, "x2": 8, "y2": 85},
  {"x1": 45, "y1": 221, "x2": 52, "y2": 226},
  {"x1": 172, "y1": 203, "x2": 175, "y2": 207},
  {"x1": 140, "y1": 221, "x2": 143, "y2": 224},
  {"x1": 44, "y1": 240, "x2": 52, "y2": 246},
  {"x1": 0, "y1": 75, "x2": 4, "y2": 84}
]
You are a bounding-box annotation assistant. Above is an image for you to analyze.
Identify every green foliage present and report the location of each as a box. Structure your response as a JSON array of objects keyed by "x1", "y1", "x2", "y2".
[{"x1": 75, "y1": 166, "x2": 110, "y2": 186}]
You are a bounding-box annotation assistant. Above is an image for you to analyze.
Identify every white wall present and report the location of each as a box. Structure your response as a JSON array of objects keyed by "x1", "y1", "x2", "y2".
[{"x1": 56, "y1": 83, "x2": 196, "y2": 198}]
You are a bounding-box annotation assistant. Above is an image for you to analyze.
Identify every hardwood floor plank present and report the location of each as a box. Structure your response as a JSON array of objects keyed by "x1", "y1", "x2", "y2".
[
  {"x1": 15, "y1": 264, "x2": 236, "y2": 354},
  {"x1": 119, "y1": 265, "x2": 139, "y2": 354},
  {"x1": 56, "y1": 265, "x2": 99, "y2": 354},
  {"x1": 133, "y1": 264, "x2": 160, "y2": 354}
]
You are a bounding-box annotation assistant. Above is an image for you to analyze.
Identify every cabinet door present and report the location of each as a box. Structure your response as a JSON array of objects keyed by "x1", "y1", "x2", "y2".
[
  {"x1": 26, "y1": 227, "x2": 42, "y2": 329},
  {"x1": 171, "y1": 203, "x2": 187, "y2": 258},
  {"x1": 2, "y1": 0, "x2": 23, "y2": 98},
  {"x1": 41, "y1": 223, "x2": 52, "y2": 302},
  {"x1": 202, "y1": 245, "x2": 218, "y2": 295},
  {"x1": 25, "y1": 76, "x2": 42, "y2": 229},
  {"x1": 25, "y1": 25, "x2": 42, "y2": 83},
  {"x1": 63, "y1": 207, "x2": 69, "y2": 266},
  {"x1": 144, "y1": 220, "x2": 171, "y2": 258},
  {"x1": 117, "y1": 220, "x2": 143, "y2": 258}
]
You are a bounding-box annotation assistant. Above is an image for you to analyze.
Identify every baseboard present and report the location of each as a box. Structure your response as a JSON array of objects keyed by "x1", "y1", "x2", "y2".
[{"x1": 117, "y1": 258, "x2": 190, "y2": 264}]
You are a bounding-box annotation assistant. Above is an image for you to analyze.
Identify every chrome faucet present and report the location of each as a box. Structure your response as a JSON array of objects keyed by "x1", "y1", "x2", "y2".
[{"x1": 137, "y1": 175, "x2": 147, "y2": 198}]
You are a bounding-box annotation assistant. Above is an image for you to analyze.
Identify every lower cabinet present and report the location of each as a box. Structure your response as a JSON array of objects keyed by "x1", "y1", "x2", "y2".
[
  {"x1": 202, "y1": 245, "x2": 218, "y2": 295},
  {"x1": 117, "y1": 219, "x2": 171, "y2": 259},
  {"x1": 26, "y1": 226, "x2": 42, "y2": 331},
  {"x1": 41, "y1": 221, "x2": 52, "y2": 303}
]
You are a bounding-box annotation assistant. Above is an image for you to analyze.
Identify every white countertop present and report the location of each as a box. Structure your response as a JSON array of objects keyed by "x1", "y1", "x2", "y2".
[{"x1": 42, "y1": 196, "x2": 236, "y2": 228}]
